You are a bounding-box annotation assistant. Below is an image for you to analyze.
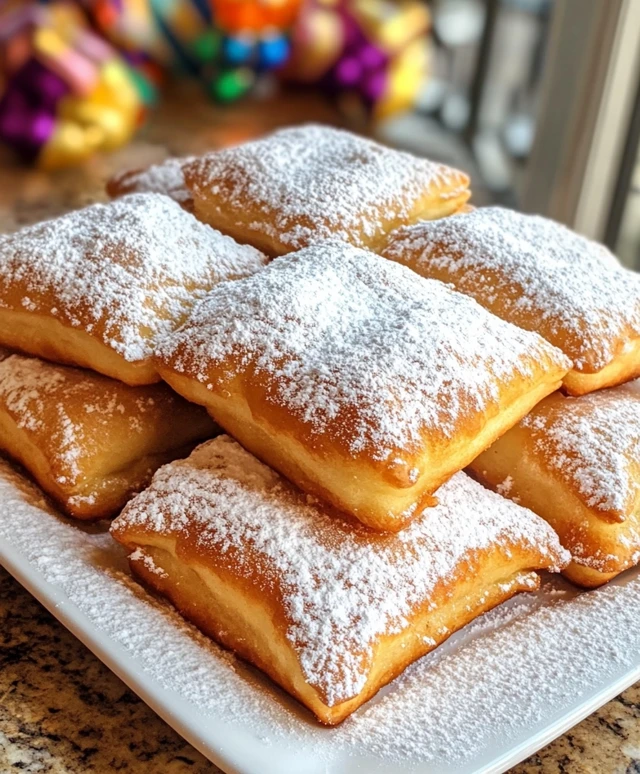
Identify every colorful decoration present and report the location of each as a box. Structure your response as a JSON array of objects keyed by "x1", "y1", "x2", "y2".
[
  {"x1": 91, "y1": 0, "x2": 300, "y2": 103},
  {"x1": 192, "y1": 1, "x2": 301, "y2": 102},
  {"x1": 0, "y1": 1, "x2": 431, "y2": 168},
  {"x1": 0, "y1": 2, "x2": 145, "y2": 169},
  {"x1": 284, "y1": 0, "x2": 431, "y2": 119}
]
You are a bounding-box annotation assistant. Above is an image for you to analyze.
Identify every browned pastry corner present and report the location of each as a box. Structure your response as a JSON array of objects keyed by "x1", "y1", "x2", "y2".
[
  {"x1": 0, "y1": 193, "x2": 267, "y2": 385},
  {"x1": 382, "y1": 206, "x2": 640, "y2": 395},
  {"x1": 0, "y1": 353, "x2": 217, "y2": 519},
  {"x1": 106, "y1": 156, "x2": 194, "y2": 211},
  {"x1": 155, "y1": 241, "x2": 570, "y2": 532},
  {"x1": 111, "y1": 435, "x2": 568, "y2": 724},
  {"x1": 469, "y1": 382, "x2": 640, "y2": 587},
  {"x1": 182, "y1": 124, "x2": 471, "y2": 256}
]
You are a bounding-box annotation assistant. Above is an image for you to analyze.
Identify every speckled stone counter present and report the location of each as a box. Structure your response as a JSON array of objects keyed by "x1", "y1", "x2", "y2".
[
  {"x1": 0, "y1": 86, "x2": 639, "y2": 773},
  {"x1": 3, "y1": 564, "x2": 640, "y2": 774}
]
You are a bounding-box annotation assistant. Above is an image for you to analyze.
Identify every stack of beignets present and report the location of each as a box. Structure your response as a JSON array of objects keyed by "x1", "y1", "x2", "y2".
[
  {"x1": 0, "y1": 192, "x2": 267, "y2": 517},
  {"x1": 101, "y1": 129, "x2": 596, "y2": 724},
  {"x1": 7, "y1": 124, "x2": 638, "y2": 726}
]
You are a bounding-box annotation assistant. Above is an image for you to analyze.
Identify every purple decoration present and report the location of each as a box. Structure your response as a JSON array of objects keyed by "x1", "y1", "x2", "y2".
[
  {"x1": 359, "y1": 43, "x2": 387, "y2": 72},
  {"x1": 340, "y1": 9, "x2": 363, "y2": 50},
  {"x1": 0, "y1": 94, "x2": 54, "y2": 160},
  {"x1": 361, "y1": 69, "x2": 387, "y2": 103},
  {"x1": 0, "y1": 59, "x2": 61, "y2": 160},
  {"x1": 14, "y1": 60, "x2": 69, "y2": 110},
  {"x1": 335, "y1": 55, "x2": 362, "y2": 87},
  {"x1": 30, "y1": 111, "x2": 56, "y2": 145}
]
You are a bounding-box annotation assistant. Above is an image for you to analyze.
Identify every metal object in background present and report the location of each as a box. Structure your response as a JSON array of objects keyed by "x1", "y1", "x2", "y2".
[
  {"x1": 417, "y1": 0, "x2": 554, "y2": 204},
  {"x1": 521, "y1": 0, "x2": 640, "y2": 268}
]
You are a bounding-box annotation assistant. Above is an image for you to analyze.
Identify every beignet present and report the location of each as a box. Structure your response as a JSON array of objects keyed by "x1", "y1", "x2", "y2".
[
  {"x1": 382, "y1": 207, "x2": 640, "y2": 395},
  {"x1": 0, "y1": 354, "x2": 217, "y2": 519},
  {"x1": 183, "y1": 124, "x2": 471, "y2": 256},
  {"x1": 155, "y1": 241, "x2": 571, "y2": 531},
  {"x1": 469, "y1": 383, "x2": 640, "y2": 587},
  {"x1": 110, "y1": 435, "x2": 569, "y2": 725},
  {"x1": 106, "y1": 157, "x2": 194, "y2": 211},
  {"x1": 0, "y1": 193, "x2": 267, "y2": 385}
]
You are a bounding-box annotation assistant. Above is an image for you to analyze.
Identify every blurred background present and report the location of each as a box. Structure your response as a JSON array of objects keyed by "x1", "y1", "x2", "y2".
[{"x1": 1, "y1": 0, "x2": 639, "y2": 267}]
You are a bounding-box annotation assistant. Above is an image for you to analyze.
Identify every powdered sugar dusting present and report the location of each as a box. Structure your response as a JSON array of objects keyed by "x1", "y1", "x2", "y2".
[
  {"x1": 157, "y1": 242, "x2": 569, "y2": 461},
  {"x1": 184, "y1": 124, "x2": 469, "y2": 250},
  {"x1": 0, "y1": 353, "x2": 206, "y2": 489},
  {"x1": 108, "y1": 157, "x2": 193, "y2": 205},
  {"x1": 113, "y1": 435, "x2": 568, "y2": 706},
  {"x1": 383, "y1": 207, "x2": 640, "y2": 370},
  {"x1": 522, "y1": 381, "x2": 640, "y2": 516},
  {"x1": 0, "y1": 355, "x2": 83, "y2": 481},
  {"x1": 3, "y1": 459, "x2": 640, "y2": 771},
  {"x1": 0, "y1": 193, "x2": 267, "y2": 362}
]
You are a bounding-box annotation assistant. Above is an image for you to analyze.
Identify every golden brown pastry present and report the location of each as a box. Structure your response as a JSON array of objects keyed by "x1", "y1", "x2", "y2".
[
  {"x1": 382, "y1": 207, "x2": 640, "y2": 395},
  {"x1": 0, "y1": 353, "x2": 217, "y2": 519},
  {"x1": 0, "y1": 193, "x2": 267, "y2": 386},
  {"x1": 469, "y1": 382, "x2": 640, "y2": 587},
  {"x1": 110, "y1": 435, "x2": 569, "y2": 725},
  {"x1": 155, "y1": 241, "x2": 571, "y2": 531},
  {"x1": 182, "y1": 124, "x2": 471, "y2": 256},
  {"x1": 106, "y1": 157, "x2": 194, "y2": 211}
]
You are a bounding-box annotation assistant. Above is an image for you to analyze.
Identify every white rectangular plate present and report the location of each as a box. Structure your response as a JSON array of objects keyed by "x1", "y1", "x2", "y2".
[{"x1": 1, "y1": 459, "x2": 640, "y2": 774}]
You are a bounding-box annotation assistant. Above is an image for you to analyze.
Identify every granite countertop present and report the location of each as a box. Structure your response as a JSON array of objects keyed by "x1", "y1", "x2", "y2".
[
  {"x1": 3, "y1": 564, "x2": 640, "y2": 774},
  {"x1": 0, "y1": 85, "x2": 639, "y2": 774}
]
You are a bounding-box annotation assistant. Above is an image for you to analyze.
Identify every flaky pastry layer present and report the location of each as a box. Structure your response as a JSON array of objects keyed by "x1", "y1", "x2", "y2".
[
  {"x1": 111, "y1": 436, "x2": 568, "y2": 724},
  {"x1": 469, "y1": 384, "x2": 640, "y2": 587},
  {"x1": 0, "y1": 354, "x2": 216, "y2": 519}
]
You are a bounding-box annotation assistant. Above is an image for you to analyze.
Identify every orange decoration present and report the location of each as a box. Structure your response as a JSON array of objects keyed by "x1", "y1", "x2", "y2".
[{"x1": 210, "y1": 0, "x2": 301, "y2": 33}]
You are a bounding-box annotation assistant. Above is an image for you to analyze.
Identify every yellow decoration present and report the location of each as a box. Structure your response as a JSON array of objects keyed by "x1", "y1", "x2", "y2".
[
  {"x1": 375, "y1": 37, "x2": 429, "y2": 118},
  {"x1": 352, "y1": 0, "x2": 430, "y2": 53},
  {"x1": 38, "y1": 120, "x2": 103, "y2": 170}
]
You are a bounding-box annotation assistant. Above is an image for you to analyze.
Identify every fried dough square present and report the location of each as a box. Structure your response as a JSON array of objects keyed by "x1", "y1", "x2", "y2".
[
  {"x1": 0, "y1": 354, "x2": 216, "y2": 519},
  {"x1": 183, "y1": 124, "x2": 471, "y2": 256},
  {"x1": 111, "y1": 435, "x2": 568, "y2": 724},
  {"x1": 470, "y1": 382, "x2": 640, "y2": 587},
  {"x1": 382, "y1": 207, "x2": 640, "y2": 395},
  {"x1": 0, "y1": 193, "x2": 267, "y2": 385},
  {"x1": 155, "y1": 242, "x2": 570, "y2": 531}
]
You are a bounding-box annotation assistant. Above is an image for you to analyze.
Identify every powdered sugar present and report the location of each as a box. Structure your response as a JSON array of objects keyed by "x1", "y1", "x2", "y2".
[
  {"x1": 3, "y1": 459, "x2": 640, "y2": 772},
  {"x1": 157, "y1": 242, "x2": 569, "y2": 461},
  {"x1": 0, "y1": 193, "x2": 267, "y2": 362},
  {"x1": 383, "y1": 207, "x2": 640, "y2": 370},
  {"x1": 130, "y1": 547, "x2": 169, "y2": 579},
  {"x1": 108, "y1": 157, "x2": 193, "y2": 204},
  {"x1": 522, "y1": 382, "x2": 640, "y2": 517},
  {"x1": 0, "y1": 353, "x2": 203, "y2": 489},
  {"x1": 184, "y1": 124, "x2": 469, "y2": 251},
  {"x1": 113, "y1": 435, "x2": 568, "y2": 706},
  {"x1": 0, "y1": 355, "x2": 83, "y2": 481}
]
